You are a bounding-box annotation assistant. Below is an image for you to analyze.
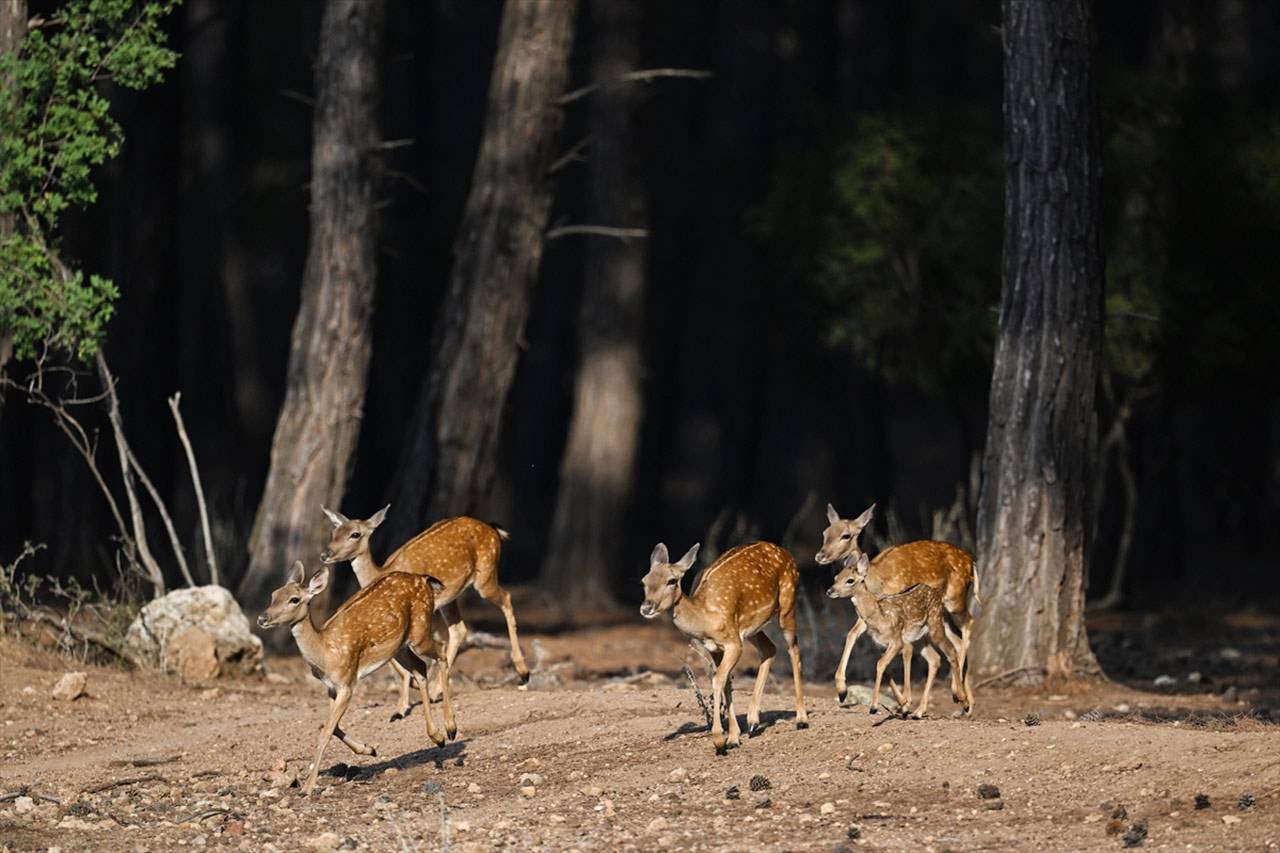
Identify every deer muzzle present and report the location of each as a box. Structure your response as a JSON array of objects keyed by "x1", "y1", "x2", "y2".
[{"x1": 639, "y1": 601, "x2": 658, "y2": 619}]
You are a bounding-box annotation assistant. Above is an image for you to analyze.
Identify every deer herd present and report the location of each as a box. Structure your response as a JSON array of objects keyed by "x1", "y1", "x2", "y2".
[{"x1": 258, "y1": 501, "x2": 980, "y2": 793}]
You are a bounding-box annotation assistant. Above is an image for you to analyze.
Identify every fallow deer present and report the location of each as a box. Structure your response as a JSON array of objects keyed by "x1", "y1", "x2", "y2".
[
  {"x1": 320, "y1": 506, "x2": 529, "y2": 719},
  {"x1": 815, "y1": 503, "x2": 979, "y2": 705},
  {"x1": 257, "y1": 562, "x2": 456, "y2": 795},
  {"x1": 641, "y1": 541, "x2": 809, "y2": 755},
  {"x1": 827, "y1": 553, "x2": 970, "y2": 718}
]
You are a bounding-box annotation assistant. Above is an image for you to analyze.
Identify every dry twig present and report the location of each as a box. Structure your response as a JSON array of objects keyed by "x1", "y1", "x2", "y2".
[{"x1": 169, "y1": 392, "x2": 219, "y2": 585}]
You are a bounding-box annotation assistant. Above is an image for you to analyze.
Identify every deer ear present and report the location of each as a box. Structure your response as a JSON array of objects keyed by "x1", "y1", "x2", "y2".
[
  {"x1": 287, "y1": 560, "x2": 306, "y2": 585},
  {"x1": 425, "y1": 575, "x2": 446, "y2": 594},
  {"x1": 855, "y1": 552, "x2": 871, "y2": 574},
  {"x1": 676, "y1": 543, "x2": 700, "y2": 573},
  {"x1": 306, "y1": 565, "x2": 330, "y2": 595},
  {"x1": 826, "y1": 503, "x2": 840, "y2": 525},
  {"x1": 322, "y1": 506, "x2": 347, "y2": 528},
  {"x1": 368, "y1": 504, "x2": 390, "y2": 528},
  {"x1": 852, "y1": 503, "x2": 876, "y2": 530},
  {"x1": 650, "y1": 543, "x2": 669, "y2": 566}
]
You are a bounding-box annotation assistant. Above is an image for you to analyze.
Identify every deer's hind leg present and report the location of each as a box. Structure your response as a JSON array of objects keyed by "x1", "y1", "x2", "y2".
[
  {"x1": 777, "y1": 583, "x2": 809, "y2": 729},
  {"x1": 428, "y1": 602, "x2": 467, "y2": 703},
  {"x1": 409, "y1": 615, "x2": 456, "y2": 743},
  {"x1": 930, "y1": 609, "x2": 971, "y2": 715},
  {"x1": 472, "y1": 554, "x2": 530, "y2": 683},
  {"x1": 747, "y1": 632, "x2": 777, "y2": 736},
  {"x1": 913, "y1": 645, "x2": 941, "y2": 718}
]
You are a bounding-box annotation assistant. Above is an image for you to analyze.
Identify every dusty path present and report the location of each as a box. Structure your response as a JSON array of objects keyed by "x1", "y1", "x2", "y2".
[{"x1": 1, "y1": 627, "x2": 1277, "y2": 852}]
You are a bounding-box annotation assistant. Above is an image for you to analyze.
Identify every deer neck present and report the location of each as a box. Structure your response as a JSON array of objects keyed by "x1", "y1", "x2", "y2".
[
  {"x1": 671, "y1": 591, "x2": 717, "y2": 641},
  {"x1": 849, "y1": 581, "x2": 884, "y2": 624},
  {"x1": 290, "y1": 610, "x2": 328, "y2": 671},
  {"x1": 349, "y1": 545, "x2": 384, "y2": 588}
]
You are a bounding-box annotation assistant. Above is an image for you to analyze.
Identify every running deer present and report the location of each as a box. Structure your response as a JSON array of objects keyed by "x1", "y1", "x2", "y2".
[
  {"x1": 827, "y1": 553, "x2": 971, "y2": 717},
  {"x1": 320, "y1": 506, "x2": 528, "y2": 719},
  {"x1": 640, "y1": 541, "x2": 809, "y2": 755},
  {"x1": 257, "y1": 562, "x2": 457, "y2": 795},
  {"x1": 815, "y1": 503, "x2": 979, "y2": 705}
]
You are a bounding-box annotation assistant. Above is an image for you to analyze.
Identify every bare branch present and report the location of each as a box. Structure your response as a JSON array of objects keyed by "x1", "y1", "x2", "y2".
[
  {"x1": 96, "y1": 353, "x2": 165, "y2": 596},
  {"x1": 547, "y1": 135, "x2": 592, "y2": 175},
  {"x1": 545, "y1": 224, "x2": 648, "y2": 242},
  {"x1": 168, "y1": 393, "x2": 219, "y2": 586},
  {"x1": 559, "y1": 68, "x2": 714, "y2": 106},
  {"x1": 123, "y1": 443, "x2": 193, "y2": 587}
]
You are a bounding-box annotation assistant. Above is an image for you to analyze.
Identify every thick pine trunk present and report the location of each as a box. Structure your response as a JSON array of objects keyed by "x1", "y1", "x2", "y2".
[
  {"x1": 386, "y1": 0, "x2": 578, "y2": 544},
  {"x1": 239, "y1": 0, "x2": 384, "y2": 610},
  {"x1": 970, "y1": 0, "x2": 1103, "y2": 680},
  {"x1": 541, "y1": 0, "x2": 646, "y2": 607}
]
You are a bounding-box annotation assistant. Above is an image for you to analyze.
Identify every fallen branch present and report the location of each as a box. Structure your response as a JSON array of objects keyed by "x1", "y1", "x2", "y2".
[
  {"x1": 681, "y1": 664, "x2": 712, "y2": 729},
  {"x1": 974, "y1": 665, "x2": 1045, "y2": 689},
  {"x1": 559, "y1": 67, "x2": 713, "y2": 106},
  {"x1": 107, "y1": 753, "x2": 182, "y2": 768},
  {"x1": 169, "y1": 392, "x2": 219, "y2": 586},
  {"x1": 83, "y1": 774, "x2": 165, "y2": 794},
  {"x1": 545, "y1": 224, "x2": 648, "y2": 242},
  {"x1": 20, "y1": 607, "x2": 132, "y2": 663}
]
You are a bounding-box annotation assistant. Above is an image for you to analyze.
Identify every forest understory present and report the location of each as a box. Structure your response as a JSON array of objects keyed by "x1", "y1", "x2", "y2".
[{"x1": 1, "y1": 601, "x2": 1276, "y2": 853}]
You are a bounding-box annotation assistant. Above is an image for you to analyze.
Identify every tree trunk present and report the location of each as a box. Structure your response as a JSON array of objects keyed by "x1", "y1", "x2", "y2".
[
  {"x1": 386, "y1": 0, "x2": 578, "y2": 545},
  {"x1": 239, "y1": 0, "x2": 384, "y2": 610},
  {"x1": 970, "y1": 0, "x2": 1104, "y2": 680},
  {"x1": 0, "y1": 0, "x2": 25, "y2": 373},
  {"x1": 541, "y1": 0, "x2": 646, "y2": 607}
]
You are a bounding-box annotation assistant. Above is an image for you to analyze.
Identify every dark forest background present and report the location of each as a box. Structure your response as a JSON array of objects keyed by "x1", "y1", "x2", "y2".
[{"x1": 2, "y1": 0, "x2": 1279, "y2": 619}]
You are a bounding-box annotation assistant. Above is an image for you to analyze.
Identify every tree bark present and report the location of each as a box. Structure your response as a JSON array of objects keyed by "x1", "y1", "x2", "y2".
[
  {"x1": 970, "y1": 0, "x2": 1104, "y2": 680},
  {"x1": 541, "y1": 0, "x2": 646, "y2": 607},
  {"x1": 386, "y1": 0, "x2": 578, "y2": 545},
  {"x1": 239, "y1": 0, "x2": 384, "y2": 609},
  {"x1": 0, "y1": 0, "x2": 25, "y2": 373}
]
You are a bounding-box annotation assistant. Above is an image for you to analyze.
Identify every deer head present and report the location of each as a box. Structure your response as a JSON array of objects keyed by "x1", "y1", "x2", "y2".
[
  {"x1": 319, "y1": 504, "x2": 389, "y2": 564},
  {"x1": 639, "y1": 542, "x2": 700, "y2": 618},
  {"x1": 815, "y1": 502, "x2": 875, "y2": 565},
  {"x1": 258, "y1": 561, "x2": 329, "y2": 628},
  {"x1": 826, "y1": 552, "x2": 870, "y2": 599}
]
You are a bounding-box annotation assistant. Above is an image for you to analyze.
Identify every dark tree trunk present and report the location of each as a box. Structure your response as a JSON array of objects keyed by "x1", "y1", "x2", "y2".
[
  {"x1": 970, "y1": 0, "x2": 1104, "y2": 680},
  {"x1": 239, "y1": 0, "x2": 384, "y2": 610},
  {"x1": 0, "y1": 0, "x2": 25, "y2": 373},
  {"x1": 541, "y1": 0, "x2": 646, "y2": 607},
  {"x1": 386, "y1": 0, "x2": 578, "y2": 545}
]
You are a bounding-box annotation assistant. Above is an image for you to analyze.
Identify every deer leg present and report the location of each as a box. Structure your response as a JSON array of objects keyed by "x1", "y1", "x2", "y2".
[
  {"x1": 834, "y1": 617, "x2": 866, "y2": 704},
  {"x1": 709, "y1": 643, "x2": 742, "y2": 755},
  {"x1": 746, "y1": 632, "x2": 776, "y2": 736},
  {"x1": 333, "y1": 723, "x2": 377, "y2": 757},
  {"x1": 428, "y1": 602, "x2": 467, "y2": 703},
  {"x1": 779, "y1": 618, "x2": 808, "y2": 730},
  {"x1": 724, "y1": 672, "x2": 741, "y2": 747},
  {"x1": 946, "y1": 595, "x2": 973, "y2": 686},
  {"x1": 387, "y1": 660, "x2": 418, "y2": 721},
  {"x1": 303, "y1": 685, "x2": 353, "y2": 796},
  {"x1": 933, "y1": 613, "x2": 971, "y2": 715},
  {"x1": 474, "y1": 573, "x2": 529, "y2": 683},
  {"x1": 913, "y1": 645, "x2": 941, "y2": 719},
  {"x1": 871, "y1": 640, "x2": 901, "y2": 714},
  {"x1": 899, "y1": 642, "x2": 914, "y2": 710}
]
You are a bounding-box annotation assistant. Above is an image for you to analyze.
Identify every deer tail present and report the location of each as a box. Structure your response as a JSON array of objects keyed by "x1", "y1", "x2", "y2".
[{"x1": 489, "y1": 522, "x2": 511, "y2": 541}]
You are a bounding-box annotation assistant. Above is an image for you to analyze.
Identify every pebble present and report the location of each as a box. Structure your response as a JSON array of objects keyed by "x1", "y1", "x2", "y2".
[
  {"x1": 1222, "y1": 815, "x2": 1241, "y2": 826},
  {"x1": 567, "y1": 770, "x2": 588, "y2": 782},
  {"x1": 305, "y1": 831, "x2": 342, "y2": 851},
  {"x1": 519, "y1": 772, "x2": 543, "y2": 787},
  {"x1": 548, "y1": 814, "x2": 565, "y2": 824},
  {"x1": 646, "y1": 817, "x2": 669, "y2": 834},
  {"x1": 876, "y1": 742, "x2": 893, "y2": 753},
  {"x1": 668, "y1": 767, "x2": 688, "y2": 783},
  {"x1": 1153, "y1": 675, "x2": 1175, "y2": 686},
  {"x1": 51, "y1": 672, "x2": 88, "y2": 702},
  {"x1": 820, "y1": 802, "x2": 836, "y2": 815},
  {"x1": 467, "y1": 782, "x2": 482, "y2": 794},
  {"x1": 264, "y1": 672, "x2": 290, "y2": 685},
  {"x1": 14, "y1": 796, "x2": 34, "y2": 814},
  {"x1": 515, "y1": 758, "x2": 540, "y2": 772},
  {"x1": 977, "y1": 784, "x2": 1001, "y2": 800},
  {"x1": 519, "y1": 786, "x2": 537, "y2": 798},
  {"x1": 580, "y1": 785, "x2": 603, "y2": 798}
]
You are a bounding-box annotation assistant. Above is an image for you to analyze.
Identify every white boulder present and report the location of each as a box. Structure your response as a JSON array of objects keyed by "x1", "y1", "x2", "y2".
[{"x1": 124, "y1": 585, "x2": 262, "y2": 676}]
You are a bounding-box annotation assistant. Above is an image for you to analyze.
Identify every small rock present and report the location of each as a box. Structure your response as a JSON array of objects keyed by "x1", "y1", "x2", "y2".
[
  {"x1": 225, "y1": 820, "x2": 244, "y2": 837},
  {"x1": 1219, "y1": 647, "x2": 1241, "y2": 660},
  {"x1": 467, "y1": 782, "x2": 482, "y2": 794},
  {"x1": 515, "y1": 757, "x2": 540, "y2": 772},
  {"x1": 547, "y1": 815, "x2": 565, "y2": 824},
  {"x1": 264, "y1": 672, "x2": 290, "y2": 685},
  {"x1": 600, "y1": 798, "x2": 615, "y2": 818},
  {"x1": 667, "y1": 767, "x2": 688, "y2": 783},
  {"x1": 646, "y1": 817, "x2": 669, "y2": 834},
  {"x1": 820, "y1": 801, "x2": 836, "y2": 815},
  {"x1": 1194, "y1": 794, "x2": 1210, "y2": 810},
  {"x1": 199, "y1": 687, "x2": 221, "y2": 700},
  {"x1": 51, "y1": 672, "x2": 88, "y2": 702},
  {"x1": 519, "y1": 786, "x2": 536, "y2": 798},
  {"x1": 306, "y1": 832, "x2": 342, "y2": 852},
  {"x1": 1112, "y1": 804, "x2": 1128, "y2": 820},
  {"x1": 422, "y1": 781, "x2": 443, "y2": 796},
  {"x1": 1122, "y1": 820, "x2": 1147, "y2": 847},
  {"x1": 1113, "y1": 703, "x2": 1130, "y2": 713},
  {"x1": 518, "y1": 772, "x2": 543, "y2": 787},
  {"x1": 876, "y1": 742, "x2": 894, "y2": 753},
  {"x1": 13, "y1": 796, "x2": 35, "y2": 814},
  {"x1": 1237, "y1": 793, "x2": 1255, "y2": 811},
  {"x1": 982, "y1": 799, "x2": 1004, "y2": 811},
  {"x1": 567, "y1": 770, "x2": 588, "y2": 782},
  {"x1": 754, "y1": 796, "x2": 772, "y2": 809},
  {"x1": 725, "y1": 786, "x2": 740, "y2": 800},
  {"x1": 749, "y1": 775, "x2": 771, "y2": 791},
  {"x1": 1222, "y1": 815, "x2": 1241, "y2": 826},
  {"x1": 1152, "y1": 675, "x2": 1175, "y2": 687},
  {"x1": 977, "y1": 784, "x2": 1001, "y2": 800},
  {"x1": 1186, "y1": 671, "x2": 1203, "y2": 684},
  {"x1": 453, "y1": 820, "x2": 472, "y2": 832},
  {"x1": 846, "y1": 825, "x2": 862, "y2": 840},
  {"x1": 580, "y1": 785, "x2": 603, "y2": 798}
]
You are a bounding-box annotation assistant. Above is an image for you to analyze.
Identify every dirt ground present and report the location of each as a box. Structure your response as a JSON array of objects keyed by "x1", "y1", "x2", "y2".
[{"x1": 1, "y1": 606, "x2": 1278, "y2": 852}]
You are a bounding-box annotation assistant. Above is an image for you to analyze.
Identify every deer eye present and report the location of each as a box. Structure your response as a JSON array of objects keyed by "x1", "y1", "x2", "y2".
[
  {"x1": 349, "y1": 531, "x2": 361, "y2": 540},
  {"x1": 840, "y1": 532, "x2": 851, "y2": 540},
  {"x1": 288, "y1": 596, "x2": 301, "y2": 604},
  {"x1": 845, "y1": 577, "x2": 854, "y2": 585},
  {"x1": 666, "y1": 578, "x2": 677, "y2": 586}
]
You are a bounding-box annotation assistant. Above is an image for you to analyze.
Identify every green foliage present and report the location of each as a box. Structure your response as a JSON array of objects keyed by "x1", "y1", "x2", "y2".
[
  {"x1": 752, "y1": 112, "x2": 1002, "y2": 397},
  {"x1": 0, "y1": 0, "x2": 179, "y2": 362}
]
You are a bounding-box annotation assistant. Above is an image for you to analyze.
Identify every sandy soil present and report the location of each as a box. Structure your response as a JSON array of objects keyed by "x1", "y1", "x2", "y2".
[{"x1": 1, "y1": 613, "x2": 1277, "y2": 852}]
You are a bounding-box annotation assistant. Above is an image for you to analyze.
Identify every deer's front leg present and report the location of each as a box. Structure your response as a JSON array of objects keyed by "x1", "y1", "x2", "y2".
[
  {"x1": 709, "y1": 643, "x2": 742, "y2": 755},
  {"x1": 871, "y1": 640, "x2": 901, "y2": 714},
  {"x1": 900, "y1": 642, "x2": 914, "y2": 709},
  {"x1": 303, "y1": 685, "x2": 353, "y2": 795},
  {"x1": 835, "y1": 617, "x2": 866, "y2": 703}
]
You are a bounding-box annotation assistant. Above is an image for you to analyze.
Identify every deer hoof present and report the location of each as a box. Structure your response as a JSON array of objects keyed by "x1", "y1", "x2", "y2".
[
  {"x1": 796, "y1": 720, "x2": 810, "y2": 730},
  {"x1": 518, "y1": 669, "x2": 531, "y2": 684},
  {"x1": 747, "y1": 723, "x2": 761, "y2": 738},
  {"x1": 868, "y1": 706, "x2": 878, "y2": 715},
  {"x1": 836, "y1": 688, "x2": 847, "y2": 704},
  {"x1": 446, "y1": 724, "x2": 458, "y2": 741}
]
